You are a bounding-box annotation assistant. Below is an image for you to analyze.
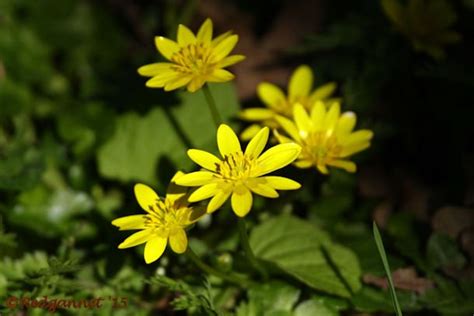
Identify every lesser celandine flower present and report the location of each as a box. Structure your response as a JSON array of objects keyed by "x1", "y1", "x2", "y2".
[
  {"x1": 112, "y1": 172, "x2": 204, "y2": 264},
  {"x1": 137, "y1": 18, "x2": 245, "y2": 92},
  {"x1": 239, "y1": 65, "x2": 338, "y2": 140},
  {"x1": 175, "y1": 124, "x2": 301, "y2": 217},
  {"x1": 275, "y1": 102, "x2": 373, "y2": 174},
  {"x1": 381, "y1": 0, "x2": 461, "y2": 60}
]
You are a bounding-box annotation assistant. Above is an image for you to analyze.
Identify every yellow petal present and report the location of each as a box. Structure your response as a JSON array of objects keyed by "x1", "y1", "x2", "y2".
[
  {"x1": 118, "y1": 229, "x2": 153, "y2": 249},
  {"x1": 145, "y1": 72, "x2": 178, "y2": 88},
  {"x1": 275, "y1": 115, "x2": 300, "y2": 141},
  {"x1": 137, "y1": 63, "x2": 173, "y2": 77},
  {"x1": 317, "y1": 164, "x2": 330, "y2": 174},
  {"x1": 288, "y1": 65, "x2": 313, "y2": 100},
  {"x1": 340, "y1": 141, "x2": 371, "y2": 157},
  {"x1": 112, "y1": 215, "x2": 147, "y2": 230},
  {"x1": 239, "y1": 108, "x2": 274, "y2": 121},
  {"x1": 207, "y1": 189, "x2": 232, "y2": 213},
  {"x1": 262, "y1": 176, "x2": 301, "y2": 190},
  {"x1": 240, "y1": 124, "x2": 263, "y2": 141},
  {"x1": 177, "y1": 24, "x2": 196, "y2": 46},
  {"x1": 273, "y1": 129, "x2": 294, "y2": 144},
  {"x1": 212, "y1": 31, "x2": 232, "y2": 46},
  {"x1": 189, "y1": 183, "x2": 219, "y2": 202},
  {"x1": 169, "y1": 228, "x2": 188, "y2": 254},
  {"x1": 245, "y1": 127, "x2": 269, "y2": 158},
  {"x1": 342, "y1": 130, "x2": 374, "y2": 146},
  {"x1": 310, "y1": 100, "x2": 327, "y2": 130},
  {"x1": 187, "y1": 77, "x2": 205, "y2": 92},
  {"x1": 144, "y1": 236, "x2": 167, "y2": 264},
  {"x1": 134, "y1": 184, "x2": 160, "y2": 212},
  {"x1": 257, "y1": 83, "x2": 285, "y2": 109},
  {"x1": 213, "y1": 35, "x2": 239, "y2": 60},
  {"x1": 197, "y1": 18, "x2": 213, "y2": 43},
  {"x1": 255, "y1": 143, "x2": 301, "y2": 176},
  {"x1": 217, "y1": 124, "x2": 241, "y2": 157},
  {"x1": 166, "y1": 171, "x2": 188, "y2": 204},
  {"x1": 294, "y1": 160, "x2": 313, "y2": 169},
  {"x1": 337, "y1": 112, "x2": 356, "y2": 136},
  {"x1": 175, "y1": 171, "x2": 215, "y2": 186},
  {"x1": 219, "y1": 55, "x2": 245, "y2": 68},
  {"x1": 328, "y1": 159, "x2": 357, "y2": 173},
  {"x1": 309, "y1": 82, "x2": 337, "y2": 101},
  {"x1": 154, "y1": 36, "x2": 180, "y2": 60},
  {"x1": 293, "y1": 103, "x2": 312, "y2": 135},
  {"x1": 207, "y1": 69, "x2": 234, "y2": 82},
  {"x1": 188, "y1": 149, "x2": 221, "y2": 171},
  {"x1": 164, "y1": 76, "x2": 192, "y2": 91},
  {"x1": 248, "y1": 183, "x2": 279, "y2": 198},
  {"x1": 323, "y1": 102, "x2": 340, "y2": 131},
  {"x1": 231, "y1": 186, "x2": 253, "y2": 217}
]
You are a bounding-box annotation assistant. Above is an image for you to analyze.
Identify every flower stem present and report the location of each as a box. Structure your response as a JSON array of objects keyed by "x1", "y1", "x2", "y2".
[
  {"x1": 186, "y1": 246, "x2": 252, "y2": 287},
  {"x1": 202, "y1": 84, "x2": 222, "y2": 128},
  {"x1": 237, "y1": 218, "x2": 268, "y2": 280}
]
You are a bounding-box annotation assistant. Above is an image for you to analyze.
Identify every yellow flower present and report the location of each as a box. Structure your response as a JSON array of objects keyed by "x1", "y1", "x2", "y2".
[
  {"x1": 137, "y1": 18, "x2": 245, "y2": 92},
  {"x1": 275, "y1": 102, "x2": 373, "y2": 174},
  {"x1": 381, "y1": 0, "x2": 461, "y2": 59},
  {"x1": 239, "y1": 65, "x2": 338, "y2": 140},
  {"x1": 175, "y1": 124, "x2": 301, "y2": 217},
  {"x1": 112, "y1": 172, "x2": 204, "y2": 264}
]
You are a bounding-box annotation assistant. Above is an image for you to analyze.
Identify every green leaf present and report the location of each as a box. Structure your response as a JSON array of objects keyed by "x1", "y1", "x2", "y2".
[
  {"x1": 294, "y1": 298, "x2": 339, "y2": 316},
  {"x1": 236, "y1": 281, "x2": 300, "y2": 316},
  {"x1": 97, "y1": 83, "x2": 239, "y2": 186},
  {"x1": 250, "y1": 215, "x2": 361, "y2": 297},
  {"x1": 426, "y1": 233, "x2": 466, "y2": 270}
]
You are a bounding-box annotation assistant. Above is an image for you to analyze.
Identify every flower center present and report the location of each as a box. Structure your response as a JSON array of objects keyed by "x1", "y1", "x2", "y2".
[
  {"x1": 216, "y1": 152, "x2": 257, "y2": 182},
  {"x1": 145, "y1": 199, "x2": 187, "y2": 236},
  {"x1": 171, "y1": 43, "x2": 216, "y2": 76},
  {"x1": 302, "y1": 131, "x2": 342, "y2": 166}
]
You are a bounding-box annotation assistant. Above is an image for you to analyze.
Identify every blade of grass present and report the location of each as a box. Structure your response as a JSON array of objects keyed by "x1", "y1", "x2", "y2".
[{"x1": 373, "y1": 222, "x2": 403, "y2": 316}]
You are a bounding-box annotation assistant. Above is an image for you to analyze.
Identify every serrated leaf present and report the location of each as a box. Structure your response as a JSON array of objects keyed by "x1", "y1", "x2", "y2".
[{"x1": 250, "y1": 215, "x2": 361, "y2": 297}]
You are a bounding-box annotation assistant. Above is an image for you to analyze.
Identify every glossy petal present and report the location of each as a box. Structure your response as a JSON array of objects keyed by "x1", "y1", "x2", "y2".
[
  {"x1": 337, "y1": 112, "x2": 356, "y2": 136},
  {"x1": 262, "y1": 176, "x2": 301, "y2": 190},
  {"x1": 217, "y1": 124, "x2": 241, "y2": 157},
  {"x1": 154, "y1": 36, "x2": 180, "y2": 60},
  {"x1": 257, "y1": 83, "x2": 285, "y2": 109},
  {"x1": 146, "y1": 72, "x2": 179, "y2": 88},
  {"x1": 310, "y1": 101, "x2": 327, "y2": 130},
  {"x1": 323, "y1": 102, "x2": 340, "y2": 131},
  {"x1": 328, "y1": 159, "x2": 357, "y2": 172},
  {"x1": 175, "y1": 171, "x2": 215, "y2": 186},
  {"x1": 342, "y1": 130, "x2": 374, "y2": 146},
  {"x1": 187, "y1": 149, "x2": 221, "y2": 171},
  {"x1": 207, "y1": 69, "x2": 234, "y2": 82},
  {"x1": 134, "y1": 184, "x2": 160, "y2": 212},
  {"x1": 169, "y1": 228, "x2": 188, "y2": 254},
  {"x1": 207, "y1": 189, "x2": 232, "y2": 213},
  {"x1": 137, "y1": 63, "x2": 173, "y2": 77},
  {"x1": 197, "y1": 18, "x2": 213, "y2": 43},
  {"x1": 245, "y1": 127, "x2": 269, "y2": 158},
  {"x1": 188, "y1": 183, "x2": 219, "y2": 202},
  {"x1": 213, "y1": 35, "x2": 239, "y2": 60},
  {"x1": 248, "y1": 183, "x2": 279, "y2": 198},
  {"x1": 144, "y1": 236, "x2": 167, "y2": 264},
  {"x1": 112, "y1": 215, "x2": 147, "y2": 230},
  {"x1": 309, "y1": 82, "x2": 337, "y2": 101},
  {"x1": 231, "y1": 186, "x2": 253, "y2": 217},
  {"x1": 219, "y1": 55, "x2": 245, "y2": 67},
  {"x1": 239, "y1": 108, "x2": 274, "y2": 121},
  {"x1": 275, "y1": 116, "x2": 301, "y2": 142},
  {"x1": 255, "y1": 143, "x2": 301, "y2": 176},
  {"x1": 164, "y1": 76, "x2": 192, "y2": 91},
  {"x1": 288, "y1": 65, "x2": 313, "y2": 100},
  {"x1": 166, "y1": 171, "x2": 188, "y2": 204},
  {"x1": 294, "y1": 160, "x2": 313, "y2": 169},
  {"x1": 118, "y1": 229, "x2": 153, "y2": 249},
  {"x1": 240, "y1": 124, "x2": 263, "y2": 141},
  {"x1": 293, "y1": 103, "x2": 312, "y2": 135},
  {"x1": 177, "y1": 24, "x2": 196, "y2": 45}
]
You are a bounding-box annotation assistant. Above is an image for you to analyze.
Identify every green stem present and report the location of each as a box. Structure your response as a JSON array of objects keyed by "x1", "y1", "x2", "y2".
[
  {"x1": 373, "y1": 222, "x2": 403, "y2": 316},
  {"x1": 186, "y1": 246, "x2": 252, "y2": 287},
  {"x1": 202, "y1": 84, "x2": 222, "y2": 128},
  {"x1": 238, "y1": 218, "x2": 268, "y2": 280}
]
